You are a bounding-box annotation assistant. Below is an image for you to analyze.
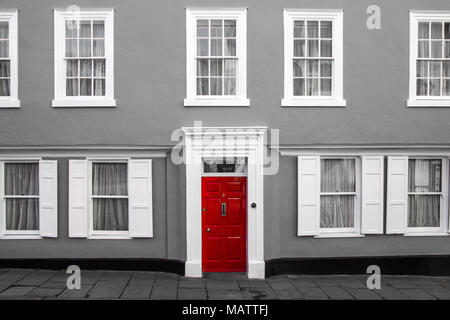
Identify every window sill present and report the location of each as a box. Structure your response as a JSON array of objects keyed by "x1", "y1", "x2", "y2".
[
  {"x1": 52, "y1": 99, "x2": 117, "y2": 108},
  {"x1": 282, "y1": 98, "x2": 347, "y2": 107},
  {"x1": 407, "y1": 99, "x2": 450, "y2": 107},
  {"x1": 88, "y1": 234, "x2": 132, "y2": 240},
  {"x1": 0, "y1": 235, "x2": 42, "y2": 240},
  {"x1": 403, "y1": 232, "x2": 449, "y2": 237},
  {"x1": 0, "y1": 99, "x2": 21, "y2": 108},
  {"x1": 184, "y1": 98, "x2": 250, "y2": 107},
  {"x1": 314, "y1": 232, "x2": 364, "y2": 239}
]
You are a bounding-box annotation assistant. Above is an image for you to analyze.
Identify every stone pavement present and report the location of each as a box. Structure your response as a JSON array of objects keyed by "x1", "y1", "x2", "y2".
[{"x1": 0, "y1": 268, "x2": 449, "y2": 300}]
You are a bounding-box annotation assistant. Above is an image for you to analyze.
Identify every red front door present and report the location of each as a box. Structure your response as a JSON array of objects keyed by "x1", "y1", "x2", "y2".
[{"x1": 202, "y1": 177, "x2": 247, "y2": 272}]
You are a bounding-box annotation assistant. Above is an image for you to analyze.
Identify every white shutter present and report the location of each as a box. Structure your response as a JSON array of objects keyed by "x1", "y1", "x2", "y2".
[
  {"x1": 361, "y1": 156, "x2": 384, "y2": 234},
  {"x1": 0, "y1": 162, "x2": 4, "y2": 236},
  {"x1": 386, "y1": 156, "x2": 408, "y2": 234},
  {"x1": 297, "y1": 156, "x2": 320, "y2": 236},
  {"x1": 39, "y1": 160, "x2": 58, "y2": 238},
  {"x1": 129, "y1": 159, "x2": 153, "y2": 238},
  {"x1": 69, "y1": 160, "x2": 88, "y2": 237}
]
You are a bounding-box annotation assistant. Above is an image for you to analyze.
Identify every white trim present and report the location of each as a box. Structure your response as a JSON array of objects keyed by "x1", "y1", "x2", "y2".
[
  {"x1": 282, "y1": 9, "x2": 345, "y2": 107},
  {"x1": 183, "y1": 126, "x2": 266, "y2": 278},
  {"x1": 0, "y1": 10, "x2": 20, "y2": 108},
  {"x1": 314, "y1": 232, "x2": 365, "y2": 238},
  {"x1": 408, "y1": 11, "x2": 450, "y2": 107},
  {"x1": 53, "y1": 9, "x2": 115, "y2": 107},
  {"x1": 185, "y1": 8, "x2": 248, "y2": 106}
]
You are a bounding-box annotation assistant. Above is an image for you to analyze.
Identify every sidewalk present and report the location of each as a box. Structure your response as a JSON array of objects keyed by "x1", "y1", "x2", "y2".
[{"x1": 0, "y1": 268, "x2": 449, "y2": 300}]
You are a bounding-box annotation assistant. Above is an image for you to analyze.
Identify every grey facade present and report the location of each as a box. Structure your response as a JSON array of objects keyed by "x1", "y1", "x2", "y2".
[{"x1": 1, "y1": 0, "x2": 450, "y2": 275}]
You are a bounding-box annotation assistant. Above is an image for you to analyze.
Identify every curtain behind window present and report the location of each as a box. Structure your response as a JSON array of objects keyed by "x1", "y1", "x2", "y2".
[
  {"x1": 92, "y1": 163, "x2": 128, "y2": 231},
  {"x1": 320, "y1": 159, "x2": 355, "y2": 228},
  {"x1": 5, "y1": 163, "x2": 39, "y2": 230}
]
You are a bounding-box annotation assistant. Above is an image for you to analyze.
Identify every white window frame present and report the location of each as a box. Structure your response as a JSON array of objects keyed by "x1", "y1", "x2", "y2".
[
  {"x1": 282, "y1": 9, "x2": 346, "y2": 107},
  {"x1": 0, "y1": 10, "x2": 19, "y2": 108},
  {"x1": 0, "y1": 159, "x2": 41, "y2": 239},
  {"x1": 405, "y1": 156, "x2": 448, "y2": 235},
  {"x1": 316, "y1": 156, "x2": 362, "y2": 237},
  {"x1": 184, "y1": 8, "x2": 249, "y2": 107},
  {"x1": 52, "y1": 8, "x2": 115, "y2": 108},
  {"x1": 408, "y1": 11, "x2": 450, "y2": 107},
  {"x1": 87, "y1": 158, "x2": 131, "y2": 239}
]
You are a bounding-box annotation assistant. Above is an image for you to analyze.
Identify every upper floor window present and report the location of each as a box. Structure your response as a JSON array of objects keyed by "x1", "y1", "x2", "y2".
[
  {"x1": 282, "y1": 9, "x2": 346, "y2": 107},
  {"x1": 53, "y1": 9, "x2": 115, "y2": 107},
  {"x1": 184, "y1": 8, "x2": 249, "y2": 106},
  {"x1": 0, "y1": 10, "x2": 19, "y2": 108},
  {"x1": 408, "y1": 11, "x2": 450, "y2": 107}
]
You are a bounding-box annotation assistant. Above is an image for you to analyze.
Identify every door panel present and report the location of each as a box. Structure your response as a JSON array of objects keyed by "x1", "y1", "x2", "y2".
[{"x1": 202, "y1": 177, "x2": 247, "y2": 272}]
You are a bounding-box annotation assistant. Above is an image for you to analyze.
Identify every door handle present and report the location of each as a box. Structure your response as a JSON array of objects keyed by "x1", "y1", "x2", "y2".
[
  {"x1": 221, "y1": 202, "x2": 226, "y2": 217},
  {"x1": 206, "y1": 228, "x2": 210, "y2": 232}
]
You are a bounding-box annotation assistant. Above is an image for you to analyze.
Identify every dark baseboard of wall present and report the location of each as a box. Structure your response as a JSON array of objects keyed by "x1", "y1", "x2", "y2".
[
  {"x1": 0, "y1": 258, "x2": 185, "y2": 275},
  {"x1": 265, "y1": 255, "x2": 450, "y2": 277}
]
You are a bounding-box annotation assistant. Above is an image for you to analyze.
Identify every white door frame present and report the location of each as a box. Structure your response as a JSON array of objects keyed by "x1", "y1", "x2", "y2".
[{"x1": 182, "y1": 126, "x2": 266, "y2": 279}]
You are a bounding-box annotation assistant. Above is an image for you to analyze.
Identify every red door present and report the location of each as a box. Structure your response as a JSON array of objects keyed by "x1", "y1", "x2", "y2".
[{"x1": 202, "y1": 177, "x2": 247, "y2": 272}]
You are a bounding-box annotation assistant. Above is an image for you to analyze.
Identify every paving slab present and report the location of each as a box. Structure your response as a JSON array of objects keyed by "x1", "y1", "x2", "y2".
[
  {"x1": 179, "y1": 279, "x2": 206, "y2": 288},
  {"x1": 322, "y1": 286, "x2": 354, "y2": 300},
  {"x1": 207, "y1": 289, "x2": 244, "y2": 300},
  {"x1": 39, "y1": 281, "x2": 68, "y2": 289},
  {"x1": 0, "y1": 269, "x2": 34, "y2": 283},
  {"x1": 0, "y1": 282, "x2": 11, "y2": 294},
  {"x1": 420, "y1": 285, "x2": 450, "y2": 300},
  {"x1": 88, "y1": 280, "x2": 128, "y2": 299},
  {"x1": 285, "y1": 289, "x2": 304, "y2": 299},
  {"x1": 268, "y1": 278, "x2": 296, "y2": 290},
  {"x1": 100, "y1": 271, "x2": 133, "y2": 282},
  {"x1": 178, "y1": 288, "x2": 207, "y2": 300},
  {"x1": 121, "y1": 285, "x2": 152, "y2": 299},
  {"x1": 205, "y1": 272, "x2": 247, "y2": 280},
  {"x1": 48, "y1": 271, "x2": 69, "y2": 283},
  {"x1": 241, "y1": 288, "x2": 278, "y2": 300},
  {"x1": 339, "y1": 279, "x2": 367, "y2": 289},
  {"x1": 151, "y1": 285, "x2": 178, "y2": 299},
  {"x1": 296, "y1": 287, "x2": 328, "y2": 300},
  {"x1": 206, "y1": 280, "x2": 240, "y2": 291},
  {"x1": 274, "y1": 289, "x2": 293, "y2": 299},
  {"x1": 28, "y1": 287, "x2": 64, "y2": 297},
  {"x1": 238, "y1": 280, "x2": 271, "y2": 289},
  {"x1": 58, "y1": 284, "x2": 93, "y2": 299},
  {"x1": 291, "y1": 279, "x2": 318, "y2": 288},
  {"x1": 0, "y1": 286, "x2": 36, "y2": 296},
  {"x1": 347, "y1": 288, "x2": 382, "y2": 300},
  {"x1": 15, "y1": 270, "x2": 56, "y2": 286},
  {"x1": 129, "y1": 271, "x2": 157, "y2": 286},
  {"x1": 81, "y1": 270, "x2": 105, "y2": 284},
  {"x1": 377, "y1": 286, "x2": 410, "y2": 300},
  {"x1": 399, "y1": 288, "x2": 437, "y2": 300}
]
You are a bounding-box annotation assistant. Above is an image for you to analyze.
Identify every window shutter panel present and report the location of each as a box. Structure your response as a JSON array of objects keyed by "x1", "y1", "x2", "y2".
[
  {"x1": 386, "y1": 156, "x2": 408, "y2": 234},
  {"x1": 129, "y1": 159, "x2": 153, "y2": 238},
  {"x1": 0, "y1": 162, "x2": 4, "y2": 237},
  {"x1": 297, "y1": 156, "x2": 320, "y2": 236},
  {"x1": 69, "y1": 160, "x2": 88, "y2": 237},
  {"x1": 39, "y1": 160, "x2": 58, "y2": 238},
  {"x1": 361, "y1": 156, "x2": 384, "y2": 234}
]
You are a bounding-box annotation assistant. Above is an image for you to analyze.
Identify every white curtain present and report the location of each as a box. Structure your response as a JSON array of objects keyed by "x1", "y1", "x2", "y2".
[
  {"x1": 408, "y1": 159, "x2": 441, "y2": 227},
  {"x1": 92, "y1": 163, "x2": 128, "y2": 231},
  {"x1": 320, "y1": 159, "x2": 355, "y2": 228},
  {"x1": 5, "y1": 163, "x2": 39, "y2": 230}
]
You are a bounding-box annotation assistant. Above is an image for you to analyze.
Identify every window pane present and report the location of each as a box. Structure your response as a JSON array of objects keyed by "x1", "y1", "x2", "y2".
[
  {"x1": 307, "y1": 59, "x2": 319, "y2": 77},
  {"x1": 445, "y1": 41, "x2": 450, "y2": 58},
  {"x1": 203, "y1": 157, "x2": 247, "y2": 173},
  {"x1": 430, "y1": 61, "x2": 441, "y2": 77},
  {"x1": 94, "y1": 79, "x2": 105, "y2": 96},
  {"x1": 197, "y1": 59, "x2": 209, "y2": 76},
  {"x1": 431, "y1": 40, "x2": 442, "y2": 58},
  {"x1": 294, "y1": 21, "x2": 305, "y2": 38},
  {"x1": 93, "y1": 21, "x2": 105, "y2": 38},
  {"x1": 418, "y1": 41, "x2": 429, "y2": 58},
  {"x1": 307, "y1": 21, "x2": 319, "y2": 38},
  {"x1": 0, "y1": 40, "x2": 8, "y2": 58},
  {"x1": 293, "y1": 78, "x2": 305, "y2": 96},
  {"x1": 94, "y1": 59, "x2": 106, "y2": 77},
  {"x1": 408, "y1": 195, "x2": 440, "y2": 228},
  {"x1": 293, "y1": 59, "x2": 305, "y2": 77},
  {"x1": 408, "y1": 159, "x2": 441, "y2": 192},
  {"x1": 93, "y1": 198, "x2": 128, "y2": 231},
  {"x1": 418, "y1": 22, "x2": 429, "y2": 39},
  {"x1": 320, "y1": 40, "x2": 332, "y2": 57},
  {"x1": 197, "y1": 19, "x2": 209, "y2": 37},
  {"x1": 320, "y1": 195, "x2": 354, "y2": 228},
  {"x1": 66, "y1": 60, "x2": 78, "y2": 77},
  {"x1": 306, "y1": 78, "x2": 318, "y2": 96},
  {"x1": 320, "y1": 21, "x2": 332, "y2": 38},
  {"x1": 6, "y1": 198, "x2": 39, "y2": 231},
  {"x1": 79, "y1": 20, "x2": 91, "y2": 38},
  {"x1": 430, "y1": 79, "x2": 440, "y2": 96},
  {"x1": 80, "y1": 78, "x2": 92, "y2": 96},
  {"x1": 197, "y1": 39, "x2": 208, "y2": 56},
  {"x1": 224, "y1": 59, "x2": 236, "y2": 76},
  {"x1": 293, "y1": 40, "x2": 305, "y2": 57},
  {"x1": 65, "y1": 20, "x2": 77, "y2": 38},
  {"x1": 416, "y1": 60, "x2": 428, "y2": 77},
  {"x1": 224, "y1": 20, "x2": 236, "y2": 37},
  {"x1": 210, "y1": 39, "x2": 222, "y2": 56},
  {"x1": 210, "y1": 19, "x2": 222, "y2": 37},
  {"x1": 5, "y1": 163, "x2": 39, "y2": 196},
  {"x1": 80, "y1": 59, "x2": 92, "y2": 77},
  {"x1": 0, "y1": 60, "x2": 10, "y2": 77},
  {"x1": 93, "y1": 40, "x2": 105, "y2": 57},
  {"x1": 65, "y1": 39, "x2": 77, "y2": 57},
  {"x1": 444, "y1": 79, "x2": 450, "y2": 96},
  {"x1": 210, "y1": 78, "x2": 222, "y2": 95},
  {"x1": 66, "y1": 79, "x2": 78, "y2": 96},
  {"x1": 445, "y1": 22, "x2": 450, "y2": 39},
  {"x1": 321, "y1": 79, "x2": 332, "y2": 96},
  {"x1": 224, "y1": 39, "x2": 236, "y2": 56},
  {"x1": 308, "y1": 40, "x2": 319, "y2": 57},
  {"x1": 0, "y1": 21, "x2": 8, "y2": 39},
  {"x1": 210, "y1": 59, "x2": 222, "y2": 76},
  {"x1": 417, "y1": 79, "x2": 427, "y2": 96},
  {"x1": 0, "y1": 79, "x2": 10, "y2": 96},
  {"x1": 79, "y1": 39, "x2": 91, "y2": 57},
  {"x1": 431, "y1": 22, "x2": 442, "y2": 39},
  {"x1": 224, "y1": 78, "x2": 236, "y2": 95},
  {"x1": 92, "y1": 163, "x2": 128, "y2": 196},
  {"x1": 320, "y1": 60, "x2": 332, "y2": 77},
  {"x1": 320, "y1": 159, "x2": 356, "y2": 192},
  {"x1": 197, "y1": 78, "x2": 209, "y2": 95}
]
